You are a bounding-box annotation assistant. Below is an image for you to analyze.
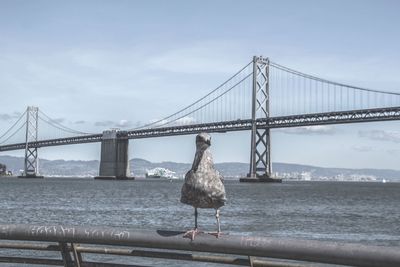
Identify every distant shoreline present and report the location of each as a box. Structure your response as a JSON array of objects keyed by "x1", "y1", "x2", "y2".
[
  {"x1": 1, "y1": 176, "x2": 398, "y2": 183},
  {"x1": 1, "y1": 155, "x2": 400, "y2": 182}
]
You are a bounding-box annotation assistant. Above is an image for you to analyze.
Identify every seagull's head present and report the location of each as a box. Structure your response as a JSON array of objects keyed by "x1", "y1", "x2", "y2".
[{"x1": 196, "y1": 132, "x2": 211, "y2": 149}]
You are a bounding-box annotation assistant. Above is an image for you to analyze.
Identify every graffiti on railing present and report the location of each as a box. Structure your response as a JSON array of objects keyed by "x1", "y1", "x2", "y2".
[
  {"x1": 83, "y1": 228, "x2": 130, "y2": 240},
  {"x1": 240, "y1": 236, "x2": 271, "y2": 248},
  {"x1": 0, "y1": 225, "x2": 11, "y2": 237},
  {"x1": 30, "y1": 225, "x2": 76, "y2": 238}
]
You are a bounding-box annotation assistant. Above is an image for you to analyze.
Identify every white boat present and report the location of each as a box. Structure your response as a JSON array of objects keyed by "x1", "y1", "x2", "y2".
[
  {"x1": 145, "y1": 167, "x2": 178, "y2": 179},
  {"x1": 382, "y1": 179, "x2": 387, "y2": 183}
]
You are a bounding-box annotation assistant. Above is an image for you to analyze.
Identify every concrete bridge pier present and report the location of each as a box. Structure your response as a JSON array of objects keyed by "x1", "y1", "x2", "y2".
[{"x1": 95, "y1": 130, "x2": 133, "y2": 180}]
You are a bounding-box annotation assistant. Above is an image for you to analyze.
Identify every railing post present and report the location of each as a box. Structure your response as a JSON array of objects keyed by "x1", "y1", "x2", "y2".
[
  {"x1": 71, "y1": 243, "x2": 82, "y2": 267},
  {"x1": 241, "y1": 56, "x2": 281, "y2": 183},
  {"x1": 59, "y1": 242, "x2": 74, "y2": 267}
]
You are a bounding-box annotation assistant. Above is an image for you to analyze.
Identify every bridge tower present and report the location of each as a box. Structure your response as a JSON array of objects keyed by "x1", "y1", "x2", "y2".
[
  {"x1": 240, "y1": 56, "x2": 281, "y2": 183},
  {"x1": 20, "y1": 106, "x2": 43, "y2": 178}
]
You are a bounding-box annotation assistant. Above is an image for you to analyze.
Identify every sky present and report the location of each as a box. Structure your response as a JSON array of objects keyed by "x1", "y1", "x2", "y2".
[{"x1": 1, "y1": 0, "x2": 400, "y2": 170}]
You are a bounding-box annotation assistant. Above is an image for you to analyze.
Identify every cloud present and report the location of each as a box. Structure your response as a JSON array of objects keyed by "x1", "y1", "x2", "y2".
[
  {"x1": 146, "y1": 116, "x2": 196, "y2": 128},
  {"x1": 115, "y1": 119, "x2": 133, "y2": 128},
  {"x1": 352, "y1": 145, "x2": 374, "y2": 152},
  {"x1": 74, "y1": 120, "x2": 86, "y2": 124},
  {"x1": 174, "y1": 116, "x2": 196, "y2": 126},
  {"x1": 0, "y1": 114, "x2": 14, "y2": 121},
  {"x1": 147, "y1": 119, "x2": 169, "y2": 128},
  {"x1": 94, "y1": 119, "x2": 134, "y2": 128},
  {"x1": 147, "y1": 41, "x2": 246, "y2": 74},
  {"x1": 94, "y1": 121, "x2": 114, "y2": 127},
  {"x1": 387, "y1": 149, "x2": 400, "y2": 155},
  {"x1": 358, "y1": 130, "x2": 400, "y2": 143},
  {"x1": 0, "y1": 112, "x2": 22, "y2": 121},
  {"x1": 278, "y1": 125, "x2": 336, "y2": 135},
  {"x1": 51, "y1": 118, "x2": 66, "y2": 124}
]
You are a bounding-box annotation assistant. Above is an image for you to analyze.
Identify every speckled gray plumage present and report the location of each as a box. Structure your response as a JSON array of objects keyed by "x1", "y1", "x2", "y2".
[{"x1": 181, "y1": 133, "x2": 226, "y2": 209}]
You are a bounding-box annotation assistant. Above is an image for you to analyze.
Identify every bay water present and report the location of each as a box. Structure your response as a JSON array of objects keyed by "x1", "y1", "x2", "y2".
[{"x1": 0, "y1": 178, "x2": 399, "y2": 266}]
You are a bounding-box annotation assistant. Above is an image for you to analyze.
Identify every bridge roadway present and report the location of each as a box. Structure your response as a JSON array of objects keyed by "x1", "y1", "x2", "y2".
[{"x1": 1, "y1": 106, "x2": 399, "y2": 152}]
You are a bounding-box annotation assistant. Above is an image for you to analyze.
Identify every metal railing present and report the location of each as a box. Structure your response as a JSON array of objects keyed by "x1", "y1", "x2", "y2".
[{"x1": 0, "y1": 224, "x2": 399, "y2": 267}]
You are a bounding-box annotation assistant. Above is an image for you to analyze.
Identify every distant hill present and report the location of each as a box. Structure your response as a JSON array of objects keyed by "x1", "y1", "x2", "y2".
[
  {"x1": 0, "y1": 155, "x2": 399, "y2": 181},
  {"x1": 0, "y1": 155, "x2": 23, "y2": 173}
]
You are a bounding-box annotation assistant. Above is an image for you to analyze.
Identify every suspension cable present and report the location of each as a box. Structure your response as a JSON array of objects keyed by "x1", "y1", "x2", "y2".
[
  {"x1": 0, "y1": 122, "x2": 27, "y2": 145},
  {"x1": 270, "y1": 61, "x2": 400, "y2": 95},
  {"x1": 149, "y1": 72, "x2": 253, "y2": 128},
  {"x1": 131, "y1": 61, "x2": 252, "y2": 130},
  {"x1": 0, "y1": 110, "x2": 27, "y2": 141},
  {"x1": 38, "y1": 111, "x2": 92, "y2": 135},
  {"x1": 38, "y1": 116, "x2": 90, "y2": 135}
]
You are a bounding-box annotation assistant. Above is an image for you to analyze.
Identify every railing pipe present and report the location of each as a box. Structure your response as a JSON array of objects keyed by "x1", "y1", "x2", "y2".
[
  {"x1": 0, "y1": 241, "x2": 314, "y2": 267},
  {"x1": 0, "y1": 224, "x2": 399, "y2": 267}
]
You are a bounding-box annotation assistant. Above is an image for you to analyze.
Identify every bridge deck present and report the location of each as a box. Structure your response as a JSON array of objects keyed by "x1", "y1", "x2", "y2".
[{"x1": 1, "y1": 106, "x2": 399, "y2": 152}]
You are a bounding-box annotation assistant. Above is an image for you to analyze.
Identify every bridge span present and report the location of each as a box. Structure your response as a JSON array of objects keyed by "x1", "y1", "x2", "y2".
[
  {"x1": 1, "y1": 106, "x2": 400, "y2": 152},
  {"x1": 1, "y1": 56, "x2": 399, "y2": 181}
]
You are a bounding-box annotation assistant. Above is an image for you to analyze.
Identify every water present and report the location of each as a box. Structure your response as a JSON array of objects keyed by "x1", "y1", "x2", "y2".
[{"x1": 0, "y1": 178, "x2": 399, "y2": 266}]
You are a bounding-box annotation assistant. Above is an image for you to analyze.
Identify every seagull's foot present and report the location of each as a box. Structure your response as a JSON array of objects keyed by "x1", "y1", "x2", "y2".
[
  {"x1": 207, "y1": 231, "x2": 225, "y2": 238},
  {"x1": 183, "y1": 228, "x2": 201, "y2": 241}
]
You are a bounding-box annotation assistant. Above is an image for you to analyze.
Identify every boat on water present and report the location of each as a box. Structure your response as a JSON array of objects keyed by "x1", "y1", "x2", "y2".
[{"x1": 145, "y1": 167, "x2": 179, "y2": 179}]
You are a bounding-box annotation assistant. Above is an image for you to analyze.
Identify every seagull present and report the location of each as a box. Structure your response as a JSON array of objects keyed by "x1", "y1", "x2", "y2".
[{"x1": 181, "y1": 132, "x2": 227, "y2": 240}]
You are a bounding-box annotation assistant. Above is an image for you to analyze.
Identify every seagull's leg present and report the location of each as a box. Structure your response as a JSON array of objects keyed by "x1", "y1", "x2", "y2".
[
  {"x1": 216, "y1": 209, "x2": 221, "y2": 234},
  {"x1": 208, "y1": 209, "x2": 222, "y2": 238},
  {"x1": 194, "y1": 207, "x2": 198, "y2": 229},
  {"x1": 183, "y1": 207, "x2": 200, "y2": 240}
]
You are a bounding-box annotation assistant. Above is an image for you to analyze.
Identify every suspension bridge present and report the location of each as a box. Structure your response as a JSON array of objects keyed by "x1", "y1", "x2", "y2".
[{"x1": 1, "y1": 56, "x2": 400, "y2": 181}]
